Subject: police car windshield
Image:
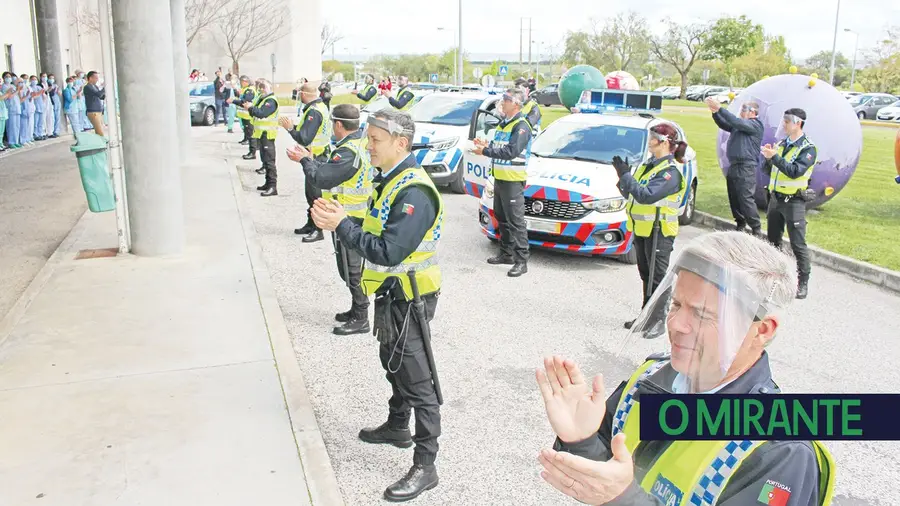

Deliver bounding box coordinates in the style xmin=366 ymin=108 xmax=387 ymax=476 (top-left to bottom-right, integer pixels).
xmin=362 ymin=96 xmax=391 ymax=112
xmin=409 ymin=96 xmax=483 ymax=126
xmin=531 ymin=123 xmax=647 ymax=165
xmin=189 ymin=83 xmax=214 ymax=96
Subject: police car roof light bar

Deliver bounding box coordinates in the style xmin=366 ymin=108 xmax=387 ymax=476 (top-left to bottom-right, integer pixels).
xmin=575 ymin=89 xmax=664 ymax=117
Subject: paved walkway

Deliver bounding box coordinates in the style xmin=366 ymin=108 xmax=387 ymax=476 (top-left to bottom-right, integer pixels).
xmin=0 ymin=130 xmax=340 ymax=505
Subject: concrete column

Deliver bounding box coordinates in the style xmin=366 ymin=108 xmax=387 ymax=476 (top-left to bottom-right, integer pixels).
xmin=111 ymin=0 xmax=185 ymax=256
xmin=34 ymin=0 xmax=63 ymax=97
xmin=170 ymin=0 xmax=191 ymax=160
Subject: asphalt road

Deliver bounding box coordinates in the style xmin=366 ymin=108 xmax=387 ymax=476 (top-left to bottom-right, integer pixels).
xmin=0 ymin=139 xmax=86 ymax=321
xmin=225 ymin=128 xmax=900 ymax=506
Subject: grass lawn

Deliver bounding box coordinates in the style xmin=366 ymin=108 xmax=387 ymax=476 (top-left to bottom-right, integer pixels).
xmin=277 ymin=94 xmax=900 ymax=270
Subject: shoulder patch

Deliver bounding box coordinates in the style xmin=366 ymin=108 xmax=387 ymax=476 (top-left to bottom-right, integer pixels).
xmin=663 ymin=172 xmax=672 ymax=180
xmin=332 ymin=152 xmax=342 ymax=162
xmin=758 ymin=480 xmax=791 ymax=506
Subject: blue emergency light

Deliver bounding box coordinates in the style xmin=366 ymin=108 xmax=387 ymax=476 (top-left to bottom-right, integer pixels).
xmin=575 ymin=89 xmax=664 ymax=116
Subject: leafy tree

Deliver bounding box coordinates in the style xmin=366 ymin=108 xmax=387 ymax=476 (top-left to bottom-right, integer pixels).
xmin=858 ymin=25 xmax=900 ymax=94
xmin=801 ymin=50 xmax=851 ymax=87
xmin=596 ymin=11 xmax=651 ymax=73
xmin=703 ymin=15 xmax=764 ymax=86
xmin=561 ymin=31 xmax=599 ymax=67
xmin=650 ymin=19 xmax=712 ymax=99
xmin=731 ymin=35 xmax=793 ymax=86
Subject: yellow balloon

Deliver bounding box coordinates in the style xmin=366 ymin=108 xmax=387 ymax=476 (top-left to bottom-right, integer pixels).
xmin=825 ymin=187 xmax=835 ymax=196
xmin=728 ymin=92 xmax=735 ymax=100
xmin=789 ymin=65 xmax=798 ymax=74
xmin=811 ymin=72 xmax=819 ymax=79
xmin=762 ymin=75 xmax=770 ymax=79
xmin=808 ymin=79 xmax=817 ymax=87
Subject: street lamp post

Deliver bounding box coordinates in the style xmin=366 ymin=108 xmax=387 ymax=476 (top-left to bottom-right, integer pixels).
xmin=457 ymin=0 xmax=462 ymax=86
xmin=828 ymin=0 xmax=841 ymax=85
xmin=844 ymin=28 xmax=859 ymax=90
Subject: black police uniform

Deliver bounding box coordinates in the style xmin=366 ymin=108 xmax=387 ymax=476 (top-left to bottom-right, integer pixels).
xmin=616 ymin=155 xmax=683 ymax=310
xmin=553 ymin=352 xmax=825 ymax=506
xmin=483 ymin=112 xmax=533 ymax=273
xmin=763 ymin=135 xmax=818 ymax=293
xmin=523 ymin=97 xmax=542 ymax=131
xmin=335 ymin=153 xmax=442 ymax=472
xmin=712 ymin=108 xmax=764 ymax=233
xmin=301 ymin=129 xmax=370 ymax=332
xmin=234 ymin=87 xmax=258 ymax=150
xmin=289 ymin=98 xmax=327 ymax=237
xmin=246 ymin=94 xmax=279 ymax=194
xmin=388 ymin=87 xmax=415 ymax=110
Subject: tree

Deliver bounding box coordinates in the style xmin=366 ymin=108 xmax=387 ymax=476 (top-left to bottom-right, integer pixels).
xmin=185 ymin=0 xmax=222 ymax=47
xmin=215 ymin=0 xmax=290 ymax=75
xmin=595 ymin=11 xmax=651 ymax=73
xmin=703 ymin=15 xmax=764 ymax=86
xmin=801 ymin=50 xmax=851 ymax=87
xmin=650 ymin=19 xmax=712 ymax=99
xmin=561 ymin=30 xmax=598 ymax=67
xmin=731 ymin=35 xmax=793 ymax=86
xmin=321 ymin=23 xmax=343 ymax=56
xmin=858 ymin=25 xmax=900 ymax=94
xmin=70 ymin=4 xmax=100 ymax=35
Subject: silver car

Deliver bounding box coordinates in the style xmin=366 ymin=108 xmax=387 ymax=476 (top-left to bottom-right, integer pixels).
xmin=849 ymin=93 xmax=898 ymax=120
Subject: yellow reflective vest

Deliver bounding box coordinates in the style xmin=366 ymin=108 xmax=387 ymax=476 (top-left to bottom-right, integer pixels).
xmin=250 ymin=94 xmax=279 ymax=140
xmin=489 ymin=116 xmax=532 ymax=182
xmin=393 ymin=86 xmax=415 ymax=111
xmin=236 ymin=86 xmax=256 ymax=120
xmin=297 ymin=101 xmax=332 ymax=156
xmin=768 ymin=137 xmax=817 ymax=195
xmin=321 ymin=135 xmax=374 ymax=219
xmin=360 ymin=166 xmax=443 ymax=300
xmin=522 ymin=99 xmax=540 ymax=128
xmin=358 ymin=84 xmax=377 ymax=104
xmin=610 ymin=359 xmax=836 ymax=506
xmin=626 ymin=158 xmax=687 ymax=238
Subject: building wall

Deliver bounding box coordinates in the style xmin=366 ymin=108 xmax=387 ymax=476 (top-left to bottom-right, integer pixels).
xmin=2 ymin=0 xmax=40 ymax=75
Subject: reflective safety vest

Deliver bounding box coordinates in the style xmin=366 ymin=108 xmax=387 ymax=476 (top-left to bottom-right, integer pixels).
xmin=768 ymin=137 xmax=817 ymax=195
xmin=626 ymin=159 xmax=686 ymax=238
xmin=297 ymin=101 xmax=332 ymax=156
xmin=250 ymin=94 xmax=279 ymax=139
xmin=360 ymin=167 xmax=443 ymax=300
xmin=236 ymin=87 xmax=256 ymax=120
xmin=358 ymin=84 xmax=377 ymax=104
xmin=522 ymin=99 xmax=540 ymax=128
xmin=490 ymin=116 xmax=532 ymax=182
xmin=394 ymin=86 xmax=415 ymax=111
xmin=611 ymin=359 xmax=837 ymax=506
xmin=321 ymin=135 xmax=374 ymax=219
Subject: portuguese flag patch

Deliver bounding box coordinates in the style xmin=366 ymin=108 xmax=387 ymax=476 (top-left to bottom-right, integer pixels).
xmin=757 ymin=480 xmax=791 ymax=506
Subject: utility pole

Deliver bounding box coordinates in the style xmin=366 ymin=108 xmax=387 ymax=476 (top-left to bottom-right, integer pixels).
xmin=519 ymin=18 xmax=523 ymax=72
xmin=528 ymin=18 xmax=532 ymax=74
xmin=828 ymin=0 xmax=841 ymax=85
xmin=457 ymin=0 xmax=462 ymax=86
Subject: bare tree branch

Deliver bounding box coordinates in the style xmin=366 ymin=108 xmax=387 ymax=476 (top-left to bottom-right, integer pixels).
xmin=321 ymin=23 xmax=344 ymax=56
xmin=650 ymin=19 xmax=711 ymax=98
xmin=185 ymin=0 xmax=223 ymax=46
xmin=69 ymin=4 xmax=100 ymax=35
xmin=215 ymin=0 xmax=290 ymax=75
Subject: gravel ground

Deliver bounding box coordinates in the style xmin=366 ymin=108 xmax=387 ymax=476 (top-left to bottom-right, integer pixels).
xmin=218 ymin=126 xmax=899 ymax=506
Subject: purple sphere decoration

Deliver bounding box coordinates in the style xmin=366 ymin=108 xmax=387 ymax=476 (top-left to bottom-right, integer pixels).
xmin=716 ymin=74 xmax=862 ymax=209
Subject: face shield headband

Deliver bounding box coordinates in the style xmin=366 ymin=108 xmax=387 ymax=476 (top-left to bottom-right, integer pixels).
xmin=368 ymin=116 xmax=414 ymax=137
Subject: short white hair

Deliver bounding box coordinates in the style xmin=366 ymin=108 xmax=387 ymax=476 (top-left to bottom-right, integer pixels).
xmin=256 ymin=79 xmax=273 ymax=94
xmin=679 ymin=231 xmax=798 ymax=313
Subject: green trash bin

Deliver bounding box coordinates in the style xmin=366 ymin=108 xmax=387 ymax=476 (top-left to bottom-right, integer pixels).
xmin=70 ymin=132 xmax=115 ymax=213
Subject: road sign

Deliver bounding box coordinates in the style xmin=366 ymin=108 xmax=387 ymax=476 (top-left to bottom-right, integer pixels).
xmin=498 ymin=65 xmax=508 ymax=76
xmin=481 ymin=75 xmax=496 ymax=88
xmin=702 ymin=69 xmax=710 ymax=83
xmin=473 ymin=67 xmax=484 ymax=79
xmin=430 ymin=73 xmax=439 ymax=83
xmin=270 ymin=53 xmax=277 ymax=67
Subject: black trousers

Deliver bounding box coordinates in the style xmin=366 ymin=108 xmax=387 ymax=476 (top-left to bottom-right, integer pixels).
xmin=767 ymin=193 xmax=810 ymax=281
xmin=379 ymin=294 xmax=441 ymax=465
xmin=633 ymin=232 xmax=675 ymax=308
xmin=726 ymin=163 xmax=761 ymax=230
xmin=304 ymin=171 xmax=323 ymax=229
xmin=332 ymin=233 xmax=369 ymax=317
xmin=242 ymin=119 xmax=256 ymax=153
xmin=493 ymin=179 xmax=529 ymax=262
xmin=258 ymin=134 xmax=276 ymax=186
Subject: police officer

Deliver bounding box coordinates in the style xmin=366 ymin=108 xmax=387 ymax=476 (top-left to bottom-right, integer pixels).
xmin=385 ymin=75 xmax=416 ymax=111
xmin=287 ymin=104 xmax=373 ymax=335
xmin=536 ymin=231 xmax=835 ymax=506
xmin=614 ymin=123 xmax=687 ymax=331
xmin=471 ymin=86 xmax=533 ymax=277
xmin=352 ymin=74 xmax=378 ymax=105
xmin=234 ymin=76 xmax=258 ymax=149
xmin=514 ymin=77 xmax=542 ymax=131
xmin=240 ymin=79 xmax=279 ymax=196
xmin=706 ymin=97 xmax=764 ymax=235
xmin=762 ymin=108 xmax=817 ymax=300
xmin=311 ymin=109 xmax=443 ymax=503
xmin=280 ymin=82 xmax=332 ymax=242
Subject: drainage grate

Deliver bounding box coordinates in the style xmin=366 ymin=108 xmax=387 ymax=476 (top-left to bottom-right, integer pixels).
xmin=74 ymin=248 xmax=118 ymax=260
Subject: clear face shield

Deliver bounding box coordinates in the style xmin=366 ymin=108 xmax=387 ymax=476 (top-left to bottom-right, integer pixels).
xmin=776 ymin=113 xmax=802 ymax=138
xmin=618 ymin=249 xmax=776 ymax=393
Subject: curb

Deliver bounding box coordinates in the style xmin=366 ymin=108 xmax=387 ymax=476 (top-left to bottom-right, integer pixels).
xmin=0 ymin=209 xmax=90 ymax=348
xmin=0 ymin=134 xmax=74 ymax=159
xmin=693 ymin=211 xmax=900 ymax=294
xmin=224 ymin=146 xmax=345 ymax=506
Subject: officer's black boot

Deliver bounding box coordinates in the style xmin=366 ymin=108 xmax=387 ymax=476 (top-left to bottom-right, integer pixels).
xmin=624 ymin=319 xmax=636 ymax=329
xmin=334 ymin=310 xmax=353 ymax=323
xmin=383 ymin=464 xmax=439 ymax=502
xmin=486 ymin=254 xmax=514 ymax=265
xmin=796 ymin=277 xmax=809 ymax=299
xmin=257 ymin=182 xmax=269 ymax=190
xmin=507 ymin=262 xmax=528 ymax=277
xmin=255 ymin=167 xmax=266 ymax=174
xmin=294 ymin=222 xmax=315 ymax=235
xmin=735 ymin=221 xmax=746 ymax=232
xmin=302 ymin=229 xmax=324 ymax=243
xmin=333 ymin=313 xmax=369 ymax=336
xmin=751 ymin=227 xmax=762 ymax=238
xmin=242 ymin=151 xmax=256 ymax=160
xmin=260 ymin=185 xmax=277 ymax=197
xmin=359 ymin=422 xmax=413 ymax=448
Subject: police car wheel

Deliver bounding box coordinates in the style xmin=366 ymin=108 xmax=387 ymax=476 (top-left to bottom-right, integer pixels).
xmin=678 ymin=181 xmax=697 ymax=226
xmin=449 ymin=167 xmax=466 ymax=194
xmin=617 ymin=247 xmax=638 ymax=264
xmin=204 ymin=107 xmax=215 ymax=126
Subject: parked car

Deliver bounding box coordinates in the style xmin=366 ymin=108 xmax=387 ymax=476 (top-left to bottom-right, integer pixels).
xmin=654 ymin=86 xmax=681 ymax=99
xmin=849 ymin=93 xmax=898 ymax=119
xmin=685 ymin=85 xmax=712 ymax=101
xmin=532 ymin=84 xmax=563 ymax=107
xmin=876 ymin=100 xmax=900 ymax=122
xmin=189 ymin=82 xmax=217 ymax=126
xmin=712 ymin=88 xmax=744 ymax=104
xmin=841 ymin=91 xmax=862 ymax=100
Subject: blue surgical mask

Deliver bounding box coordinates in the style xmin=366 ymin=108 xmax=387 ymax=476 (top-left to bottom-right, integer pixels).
xmin=41 ymin=77 xmax=47 ymax=82
xmin=49 ymin=78 xmax=55 ymax=84
xmin=3 ymin=77 xmax=9 ymax=84
xmin=30 ymin=80 xmax=37 ymax=85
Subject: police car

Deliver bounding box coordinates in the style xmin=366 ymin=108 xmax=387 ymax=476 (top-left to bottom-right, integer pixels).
xmin=405 ymin=91 xmax=502 ymax=193
xmin=358 ymin=89 xmax=433 ymax=129
xmin=463 ymin=89 xmax=698 ymax=264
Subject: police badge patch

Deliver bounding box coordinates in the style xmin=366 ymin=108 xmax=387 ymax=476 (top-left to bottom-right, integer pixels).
xmin=649 ymin=474 xmax=684 ymax=506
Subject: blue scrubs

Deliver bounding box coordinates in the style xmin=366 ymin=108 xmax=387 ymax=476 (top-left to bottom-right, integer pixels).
xmin=33 ymin=84 xmax=45 ymax=138
xmin=3 ymin=83 xmax=20 ymax=147
xmin=51 ymin=83 xmax=62 ymax=136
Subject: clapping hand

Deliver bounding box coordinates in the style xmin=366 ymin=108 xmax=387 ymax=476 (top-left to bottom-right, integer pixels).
xmin=535 ymin=356 xmax=607 ymax=444
xmin=286 ymin=144 xmax=311 ymax=163
xmin=611 ymin=156 xmax=631 ymax=177
xmin=311 ymin=198 xmax=346 ymax=231
xmin=761 ymin=144 xmax=777 ymax=159
xmin=538 ymin=434 xmax=635 ymax=504
xmin=705 ymin=97 xmax=720 ymax=112
xmin=278 ymin=116 xmax=294 ymax=131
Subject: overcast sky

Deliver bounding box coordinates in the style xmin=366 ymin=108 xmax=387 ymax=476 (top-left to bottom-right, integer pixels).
xmin=323 ymin=0 xmax=900 ymax=63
